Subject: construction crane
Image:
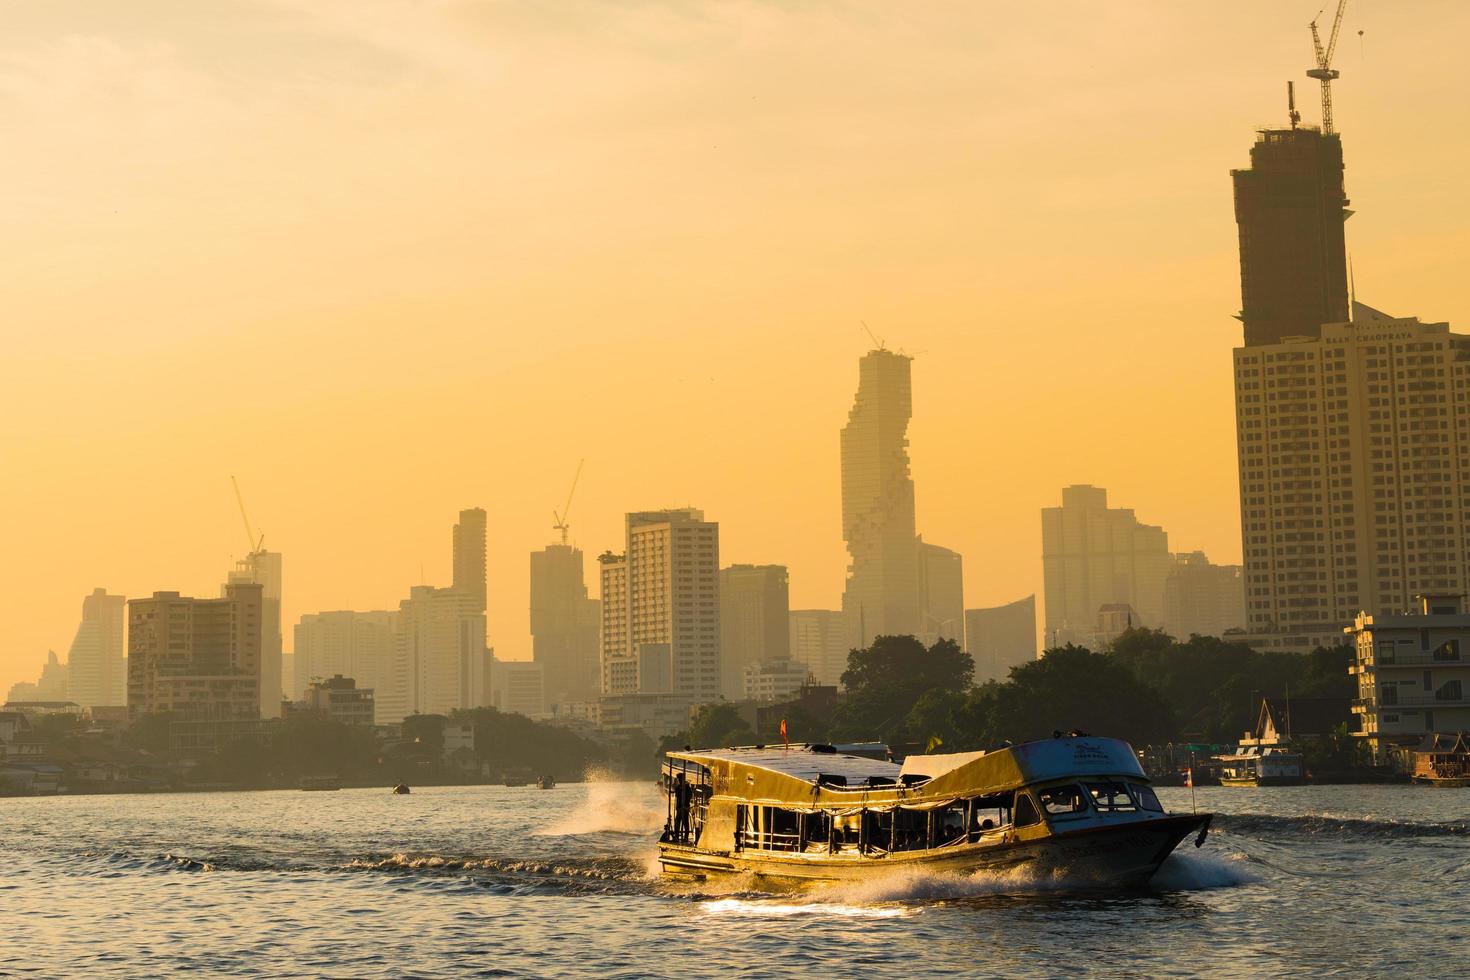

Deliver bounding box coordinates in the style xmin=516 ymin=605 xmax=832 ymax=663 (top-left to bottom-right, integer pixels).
xmin=1308 ymin=0 xmax=1348 ymax=135
xmin=1286 ymin=80 xmax=1301 ymax=130
xmin=230 ymin=475 xmax=265 ymax=555
xmin=551 ymin=459 xmax=585 ymax=546
xmin=861 ymin=320 xmax=886 ymax=351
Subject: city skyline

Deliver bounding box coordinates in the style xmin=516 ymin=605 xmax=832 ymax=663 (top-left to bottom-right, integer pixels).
xmin=5 ymin=4 xmax=1470 ymax=695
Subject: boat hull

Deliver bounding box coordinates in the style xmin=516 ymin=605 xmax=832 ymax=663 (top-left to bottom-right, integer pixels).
xmin=1412 ymin=775 xmax=1470 ymax=788
xmin=659 ymin=814 xmax=1210 ymax=890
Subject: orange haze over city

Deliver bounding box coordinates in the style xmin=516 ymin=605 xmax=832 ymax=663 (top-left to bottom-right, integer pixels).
xmin=2 ymin=1 xmax=1467 ymax=693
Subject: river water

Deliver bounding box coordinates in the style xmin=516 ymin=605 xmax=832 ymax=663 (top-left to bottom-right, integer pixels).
xmin=4 ymin=781 xmax=1468 ymax=977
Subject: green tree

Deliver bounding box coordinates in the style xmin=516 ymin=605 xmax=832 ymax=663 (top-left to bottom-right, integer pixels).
xmin=968 ymin=645 xmax=1177 ymax=747
xmin=686 ymin=702 xmax=754 ymax=749
xmin=832 ymin=635 xmax=973 ymax=741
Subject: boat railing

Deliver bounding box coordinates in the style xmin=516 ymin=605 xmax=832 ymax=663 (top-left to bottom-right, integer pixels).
xmin=735 ymin=828 xmax=802 ymax=852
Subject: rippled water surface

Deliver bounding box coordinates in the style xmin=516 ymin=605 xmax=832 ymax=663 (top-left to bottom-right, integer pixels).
xmin=5 ymin=781 xmax=1469 ymax=977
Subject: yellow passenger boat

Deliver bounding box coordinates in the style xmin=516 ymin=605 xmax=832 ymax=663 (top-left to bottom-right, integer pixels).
xmin=657 ymin=735 xmax=1211 ymax=888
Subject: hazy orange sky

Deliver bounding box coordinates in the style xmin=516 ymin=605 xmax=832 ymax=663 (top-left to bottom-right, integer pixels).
xmin=3 ymin=1 xmax=1468 ymax=692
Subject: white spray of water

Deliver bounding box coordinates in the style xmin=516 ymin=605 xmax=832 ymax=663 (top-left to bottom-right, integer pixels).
xmin=533 ymin=772 xmax=667 ymax=838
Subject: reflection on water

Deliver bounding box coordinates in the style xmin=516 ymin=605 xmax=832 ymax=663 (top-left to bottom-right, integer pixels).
xmin=4 ymin=781 xmax=1468 ymax=977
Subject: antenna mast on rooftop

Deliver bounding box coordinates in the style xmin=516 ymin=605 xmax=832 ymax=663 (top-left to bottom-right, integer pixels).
xmin=1308 ymin=0 xmax=1349 ymax=135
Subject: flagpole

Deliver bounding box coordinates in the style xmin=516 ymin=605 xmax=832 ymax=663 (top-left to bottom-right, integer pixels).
xmin=1190 ymin=750 xmax=1197 ymax=815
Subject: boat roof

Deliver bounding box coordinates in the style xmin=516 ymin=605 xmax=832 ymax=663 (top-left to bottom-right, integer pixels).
xmin=666 ymin=745 xmax=899 ymax=783
xmin=666 ymin=737 xmax=1147 ymax=807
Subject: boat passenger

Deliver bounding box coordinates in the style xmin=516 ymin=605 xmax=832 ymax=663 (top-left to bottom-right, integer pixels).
xmin=673 ymin=773 xmax=693 ymax=842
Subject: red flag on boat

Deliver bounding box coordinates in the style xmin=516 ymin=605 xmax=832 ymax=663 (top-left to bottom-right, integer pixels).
xmin=780 ymin=718 xmax=789 ymax=749
xmin=1183 ymin=767 xmax=1193 ymax=788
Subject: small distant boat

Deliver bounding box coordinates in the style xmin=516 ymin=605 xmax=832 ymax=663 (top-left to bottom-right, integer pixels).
xmin=299 ymin=775 xmax=342 ymax=791
xmin=1411 ymin=733 xmax=1470 ymax=787
xmin=537 ymin=775 xmax=556 ymax=790
xmin=1214 ymin=745 xmax=1304 ymax=787
xmin=392 ymin=783 xmax=411 ymax=795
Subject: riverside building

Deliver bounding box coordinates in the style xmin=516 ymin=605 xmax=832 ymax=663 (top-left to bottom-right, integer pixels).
xmin=1348 ymin=594 xmax=1470 ymax=763
xmin=788 ymin=609 xmax=849 ymax=688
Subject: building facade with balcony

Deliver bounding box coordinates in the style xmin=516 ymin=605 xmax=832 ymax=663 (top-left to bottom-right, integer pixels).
xmin=1349 ymin=594 xmax=1470 ymax=763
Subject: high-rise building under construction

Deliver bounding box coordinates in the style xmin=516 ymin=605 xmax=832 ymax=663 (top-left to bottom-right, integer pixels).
xmin=1231 ymin=127 xmax=1351 ymax=347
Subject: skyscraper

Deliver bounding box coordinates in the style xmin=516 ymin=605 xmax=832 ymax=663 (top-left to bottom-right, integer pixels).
xmin=965 ymin=595 xmax=1037 ymax=684
xmin=597 ymin=508 xmax=720 ymax=705
xmin=225 ymin=551 xmax=282 ymax=719
xmin=789 ymin=609 xmax=849 ymax=687
xmin=841 ymin=348 xmax=921 ymax=648
xmin=1161 ymin=552 xmax=1246 ymax=640
xmin=530 ymin=543 xmax=601 ymax=708
xmin=376 ymin=509 xmax=489 ymax=723
xmin=1233 ymin=307 xmax=1470 ymax=642
xmin=918 ymin=539 xmax=964 ymax=649
xmin=1231 ymin=126 xmax=1350 ymax=347
xmin=64 ymin=588 xmax=126 ymax=709
xmin=127 ymin=582 xmax=263 ymax=720
xmin=718 ymin=564 xmax=790 ymax=699
xmin=453 ymin=507 xmax=488 ymax=619
xmin=1041 ymin=485 xmax=1171 ymax=647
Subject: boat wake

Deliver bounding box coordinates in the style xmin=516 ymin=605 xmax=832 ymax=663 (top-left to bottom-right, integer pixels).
xmin=533 ymin=772 xmax=665 ymax=838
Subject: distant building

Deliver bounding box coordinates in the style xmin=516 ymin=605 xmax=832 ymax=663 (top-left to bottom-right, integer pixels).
xmin=126 ymin=583 xmax=263 ymax=721
xmin=1095 ymin=604 xmax=1141 ymax=649
xmin=1349 ymin=594 xmax=1470 ymax=764
xmin=287 ymin=674 xmax=375 ymax=727
xmin=1234 ymin=308 xmax=1470 ymax=646
xmin=1041 ymin=485 xmax=1171 ymax=648
xmin=597 ymin=509 xmax=720 ymax=706
xmin=34 ymin=651 xmax=69 ymax=703
xmin=1162 ymin=552 xmax=1245 ymax=639
xmin=382 ymin=585 xmax=487 ymax=723
xmin=742 ymin=659 xmax=808 ymax=702
xmin=64 ymin=588 xmax=126 ymax=710
xmin=841 ymin=348 xmax=921 ymax=648
xmin=530 ymin=543 xmax=601 ymax=710
xmin=966 ymin=595 xmax=1037 ymax=684
xmin=293 ymin=610 xmax=398 ymax=699
xmin=719 ymin=564 xmax=790 ymax=700
xmin=596 ymin=692 xmax=694 ymax=740
xmin=789 ymin=609 xmax=849 ymax=687
xmin=377 ymin=509 xmax=489 ymax=724
xmin=280 ymin=652 xmax=296 ymax=701
xmin=490 ymin=657 xmax=545 ymax=718
xmin=918 ymin=539 xmax=964 ymax=649
xmin=225 ymin=550 xmax=283 ymax=719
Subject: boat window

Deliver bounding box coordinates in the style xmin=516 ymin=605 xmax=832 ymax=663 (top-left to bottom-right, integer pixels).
xmin=1085 ymin=782 xmax=1138 ymax=813
xmin=1128 ymin=783 xmax=1164 ymax=812
xmin=934 ymin=803 xmax=968 ymax=846
xmin=1038 ymin=785 xmax=1090 ymax=817
xmin=890 ymin=808 xmax=929 ymax=851
xmin=803 ymin=811 xmax=833 ymax=852
xmin=1013 ymin=793 xmax=1041 ymax=828
xmin=968 ymin=794 xmax=1012 ymax=840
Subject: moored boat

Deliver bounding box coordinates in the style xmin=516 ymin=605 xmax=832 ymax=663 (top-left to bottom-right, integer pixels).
xmin=1214 ymin=745 xmax=1304 ymax=787
xmin=1411 ymin=732 xmax=1470 ymax=787
xmin=657 ymin=735 xmax=1210 ymax=888
xmin=537 ymin=775 xmax=556 ymax=789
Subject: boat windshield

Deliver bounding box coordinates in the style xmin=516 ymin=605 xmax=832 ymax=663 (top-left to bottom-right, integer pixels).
xmin=1037 ymin=784 xmax=1090 ymax=818
xmin=1085 ymin=781 xmax=1138 ymax=813
xmin=1128 ymin=782 xmax=1164 ymax=812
